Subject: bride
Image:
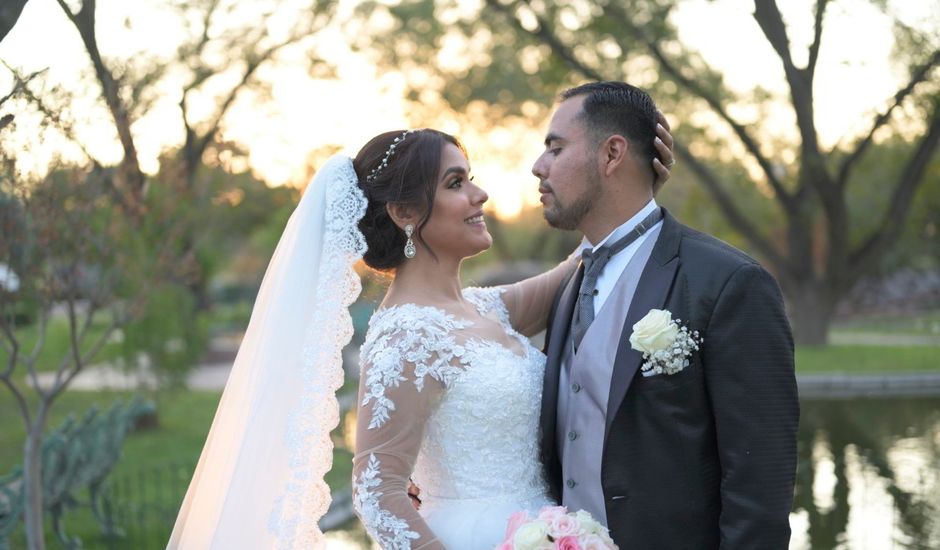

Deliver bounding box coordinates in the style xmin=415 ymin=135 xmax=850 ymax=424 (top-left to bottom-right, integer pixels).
xmin=168 ymin=127 xmax=671 ymax=549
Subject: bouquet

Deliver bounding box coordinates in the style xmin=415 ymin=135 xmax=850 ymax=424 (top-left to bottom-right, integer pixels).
xmin=495 ymin=506 xmax=618 ymax=549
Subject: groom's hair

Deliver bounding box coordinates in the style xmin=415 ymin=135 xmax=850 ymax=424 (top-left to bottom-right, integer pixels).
xmin=561 ymin=81 xmax=658 ymax=183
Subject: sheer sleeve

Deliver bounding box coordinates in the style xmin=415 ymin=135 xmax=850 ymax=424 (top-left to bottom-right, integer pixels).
xmin=500 ymin=252 xmax=579 ymax=337
xmin=352 ymin=308 xmax=470 ymax=549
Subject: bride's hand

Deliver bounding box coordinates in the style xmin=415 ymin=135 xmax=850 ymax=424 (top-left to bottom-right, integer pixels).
xmin=652 ymin=110 xmax=675 ymax=192
xmin=408 ymin=480 xmax=422 ymax=510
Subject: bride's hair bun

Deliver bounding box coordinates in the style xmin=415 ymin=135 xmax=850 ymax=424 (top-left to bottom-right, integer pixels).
xmin=353 ymin=129 xmax=465 ymax=271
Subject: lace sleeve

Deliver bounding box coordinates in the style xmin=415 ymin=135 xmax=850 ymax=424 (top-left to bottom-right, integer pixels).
xmin=352 ymin=308 xmax=470 ymax=549
xmin=500 ymin=253 xmax=579 ymax=337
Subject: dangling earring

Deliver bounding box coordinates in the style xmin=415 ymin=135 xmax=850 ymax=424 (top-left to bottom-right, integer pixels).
xmin=404 ymin=224 xmax=416 ymax=259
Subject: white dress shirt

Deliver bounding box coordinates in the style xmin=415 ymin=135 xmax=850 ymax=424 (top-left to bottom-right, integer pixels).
xmin=578 ymin=199 xmax=662 ymax=313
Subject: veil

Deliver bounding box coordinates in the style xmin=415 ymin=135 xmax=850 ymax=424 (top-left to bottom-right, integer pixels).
xmin=168 ymin=155 xmax=367 ymax=549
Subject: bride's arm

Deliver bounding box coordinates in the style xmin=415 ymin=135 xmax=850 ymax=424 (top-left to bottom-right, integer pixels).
xmin=500 ymin=251 xmax=580 ymax=337
xmin=352 ymin=335 xmax=448 ymax=550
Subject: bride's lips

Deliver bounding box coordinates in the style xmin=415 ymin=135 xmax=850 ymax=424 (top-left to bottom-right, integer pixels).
xmin=464 ymin=211 xmax=485 ymax=226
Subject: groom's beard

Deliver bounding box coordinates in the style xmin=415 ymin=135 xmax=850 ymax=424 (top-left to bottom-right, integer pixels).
xmin=543 ymin=166 xmax=601 ymax=231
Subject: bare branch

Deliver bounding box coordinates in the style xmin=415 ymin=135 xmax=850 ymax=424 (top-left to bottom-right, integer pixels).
xmin=849 ymin=104 xmax=940 ymax=275
xmin=807 ymin=0 xmax=830 ymax=74
xmin=675 ymin=142 xmax=788 ymax=274
xmin=0 ymin=312 xmax=19 ymax=378
xmin=1 ymin=376 xmax=31 ymax=426
xmin=20 ymin=307 xmax=49 ymax=399
xmin=55 ymin=0 xmax=146 ymax=203
xmin=50 ymin=315 xmax=118 ymax=400
xmin=603 ymin=2 xmax=795 ymax=214
xmin=837 ymin=48 xmax=940 ymax=187
xmin=188 ymin=35 xmax=306 ymax=170
xmin=13 ymin=71 xmax=98 ymax=164
xmin=0 ymin=65 xmax=46 ymax=107
xmin=752 ymin=0 xmax=825 ymax=173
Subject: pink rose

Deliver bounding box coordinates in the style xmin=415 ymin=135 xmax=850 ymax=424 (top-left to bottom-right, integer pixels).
xmin=547 ymin=514 xmax=580 ymax=538
xmin=555 ymin=536 xmax=583 ymax=550
xmin=537 ymin=505 xmax=568 ymax=524
xmin=505 ymin=510 xmax=530 ymax=540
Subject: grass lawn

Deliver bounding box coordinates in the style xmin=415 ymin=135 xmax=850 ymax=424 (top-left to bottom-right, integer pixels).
xmin=796 ymin=345 xmax=939 ymax=374
xmin=1 ymin=388 xmax=355 ymax=548
xmin=831 ymin=310 xmax=940 ymax=337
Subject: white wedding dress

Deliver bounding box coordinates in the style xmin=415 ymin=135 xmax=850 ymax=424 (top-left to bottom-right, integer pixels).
xmin=352 ymin=268 xmax=573 ymax=549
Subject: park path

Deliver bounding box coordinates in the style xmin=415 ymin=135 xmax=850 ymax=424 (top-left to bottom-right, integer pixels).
xmin=36 ymin=327 xmax=938 ymax=395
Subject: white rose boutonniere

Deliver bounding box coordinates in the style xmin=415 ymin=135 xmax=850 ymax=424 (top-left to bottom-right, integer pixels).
xmin=630 ymin=309 xmax=702 ymax=377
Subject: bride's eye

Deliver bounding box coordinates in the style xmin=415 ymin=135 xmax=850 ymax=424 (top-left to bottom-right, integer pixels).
xmin=448 ymin=177 xmax=464 ymax=189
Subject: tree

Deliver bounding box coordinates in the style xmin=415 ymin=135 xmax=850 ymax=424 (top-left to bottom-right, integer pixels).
xmin=356 ymin=0 xmax=940 ymax=344
xmin=1 ymin=0 xmax=337 ymax=545
xmin=0 ymin=0 xmax=29 ymax=43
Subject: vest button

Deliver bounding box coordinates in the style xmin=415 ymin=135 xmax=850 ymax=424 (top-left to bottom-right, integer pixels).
xmin=566 ymin=478 xmax=577 ymax=489
xmin=571 ymin=383 xmax=581 ymax=393
xmin=568 ymin=430 xmax=578 ymax=441
xmin=592 ymin=289 xmax=599 ymax=296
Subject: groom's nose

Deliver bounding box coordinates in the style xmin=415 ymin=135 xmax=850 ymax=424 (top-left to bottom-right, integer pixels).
xmin=532 ymin=152 xmax=548 ymax=180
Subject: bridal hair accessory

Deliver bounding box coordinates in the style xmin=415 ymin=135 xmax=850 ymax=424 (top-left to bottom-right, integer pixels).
xmin=169 ymin=155 xmax=367 ymax=548
xmin=498 ymin=506 xmax=618 ymax=549
xmin=404 ymin=224 xmax=416 ymax=258
xmin=366 ymin=129 xmax=416 ymax=184
xmin=629 ymin=309 xmax=702 ymax=377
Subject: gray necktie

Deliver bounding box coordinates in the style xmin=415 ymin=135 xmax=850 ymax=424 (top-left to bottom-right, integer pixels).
xmin=570 ymin=208 xmax=663 ymax=352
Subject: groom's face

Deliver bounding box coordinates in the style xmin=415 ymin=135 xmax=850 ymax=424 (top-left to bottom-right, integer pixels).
xmin=532 ymin=96 xmax=601 ymax=231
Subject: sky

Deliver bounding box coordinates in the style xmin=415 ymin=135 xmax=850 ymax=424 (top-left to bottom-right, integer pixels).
xmin=1 ymin=0 xmax=936 ymax=219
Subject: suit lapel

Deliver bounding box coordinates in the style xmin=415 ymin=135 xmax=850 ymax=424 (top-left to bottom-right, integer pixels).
xmin=605 ymin=209 xmax=683 ymax=435
xmin=540 ymin=262 xmax=583 ymax=460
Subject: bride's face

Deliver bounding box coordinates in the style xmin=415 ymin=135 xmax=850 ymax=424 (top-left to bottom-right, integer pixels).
xmin=418 ymin=143 xmax=492 ymax=260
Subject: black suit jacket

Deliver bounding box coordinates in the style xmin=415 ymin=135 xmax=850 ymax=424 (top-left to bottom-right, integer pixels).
xmin=540 ymin=209 xmax=799 ymax=549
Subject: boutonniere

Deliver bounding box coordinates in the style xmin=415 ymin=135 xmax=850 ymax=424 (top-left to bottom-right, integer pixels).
xmin=629 ymin=309 xmax=703 ymax=377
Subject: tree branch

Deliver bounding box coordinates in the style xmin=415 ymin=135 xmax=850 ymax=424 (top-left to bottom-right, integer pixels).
xmin=675 ymin=142 xmax=788 ymax=274
xmin=837 ymin=48 xmax=940 ymax=187
xmin=849 ymin=104 xmax=940 ymax=275
xmin=0 ymin=313 xmax=19 ymax=378
xmin=55 ymin=0 xmax=146 ymax=204
xmin=603 ymin=2 xmax=795 ymax=214
xmin=807 ymin=0 xmax=830 ymax=75
xmin=1 ymin=376 xmax=31 ymax=426
xmin=0 ymin=0 xmax=30 ymax=43
xmin=485 ymin=0 xmax=605 ymax=82
xmin=13 ymin=71 xmax=98 ymax=164
xmin=752 ymin=0 xmax=825 ymax=175
xmin=51 ymin=316 xmax=118 ymax=400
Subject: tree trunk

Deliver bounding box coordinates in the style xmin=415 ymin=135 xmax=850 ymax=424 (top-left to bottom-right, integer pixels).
xmin=788 ymin=281 xmax=836 ymax=346
xmin=22 ymin=425 xmax=45 ymax=550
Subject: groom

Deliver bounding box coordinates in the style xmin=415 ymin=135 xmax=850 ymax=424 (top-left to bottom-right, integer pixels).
xmin=536 ymin=82 xmax=798 ymax=549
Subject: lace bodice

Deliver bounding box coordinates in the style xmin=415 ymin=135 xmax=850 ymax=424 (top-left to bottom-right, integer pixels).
xmin=352 ymin=258 xmax=576 ymax=549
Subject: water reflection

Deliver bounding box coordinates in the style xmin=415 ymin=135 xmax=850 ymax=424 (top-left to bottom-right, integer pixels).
xmin=327 ymin=397 xmax=940 ymax=549
xmin=791 ymin=397 xmax=940 ymax=549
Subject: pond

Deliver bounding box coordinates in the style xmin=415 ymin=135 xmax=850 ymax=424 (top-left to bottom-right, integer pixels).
xmin=325 ymin=396 xmax=940 ymax=550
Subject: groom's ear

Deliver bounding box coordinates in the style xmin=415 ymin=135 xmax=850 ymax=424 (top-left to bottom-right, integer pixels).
xmin=386 ymin=202 xmax=418 ymax=229
xmin=600 ymin=135 xmax=629 ymax=177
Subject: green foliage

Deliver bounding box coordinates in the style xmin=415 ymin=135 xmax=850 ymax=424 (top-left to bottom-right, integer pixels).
xmin=119 ymin=285 xmax=209 ymax=387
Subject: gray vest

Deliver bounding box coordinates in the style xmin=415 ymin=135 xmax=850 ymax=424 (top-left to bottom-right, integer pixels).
xmin=555 ymin=226 xmax=660 ymax=524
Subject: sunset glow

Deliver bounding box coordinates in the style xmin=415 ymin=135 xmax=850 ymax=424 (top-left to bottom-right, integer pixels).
xmin=1 ymin=0 xmax=931 ymax=220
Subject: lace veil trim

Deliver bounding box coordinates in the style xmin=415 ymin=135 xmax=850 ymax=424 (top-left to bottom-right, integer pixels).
xmin=271 ymin=156 xmax=367 ymax=547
